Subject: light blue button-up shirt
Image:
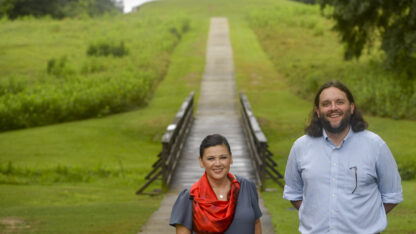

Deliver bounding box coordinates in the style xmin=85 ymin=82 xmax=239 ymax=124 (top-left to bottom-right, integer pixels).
xmin=283 ymin=129 xmax=403 ymax=234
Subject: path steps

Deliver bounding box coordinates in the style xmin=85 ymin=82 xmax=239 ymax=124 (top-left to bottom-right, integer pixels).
xmin=138 ymin=18 xmax=275 ymax=234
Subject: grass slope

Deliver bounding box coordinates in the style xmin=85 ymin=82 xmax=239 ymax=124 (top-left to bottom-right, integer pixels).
xmin=0 ymin=0 xmax=415 ymax=233
xmin=230 ymin=1 xmax=416 ymax=232
xmin=0 ymin=3 xmax=207 ymax=232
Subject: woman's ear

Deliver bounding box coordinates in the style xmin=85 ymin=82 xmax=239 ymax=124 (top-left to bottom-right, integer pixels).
xmin=199 ymin=156 xmax=204 ymax=168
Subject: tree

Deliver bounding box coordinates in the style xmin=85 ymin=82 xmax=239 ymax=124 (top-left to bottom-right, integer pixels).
xmin=0 ymin=0 xmax=122 ymax=19
xmin=319 ymin=0 xmax=416 ymax=76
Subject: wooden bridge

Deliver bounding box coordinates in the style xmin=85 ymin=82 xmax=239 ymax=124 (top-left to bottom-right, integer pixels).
xmin=138 ymin=18 xmax=282 ymax=234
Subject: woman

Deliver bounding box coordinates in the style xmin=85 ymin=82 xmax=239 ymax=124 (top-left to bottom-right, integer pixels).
xmin=169 ymin=134 xmax=262 ymax=234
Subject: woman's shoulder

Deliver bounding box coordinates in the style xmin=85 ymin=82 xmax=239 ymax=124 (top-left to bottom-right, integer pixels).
xmin=235 ymin=176 xmax=257 ymax=189
xmin=170 ymin=189 xmax=193 ymax=229
xmin=176 ymin=188 xmax=191 ymax=200
xmin=172 ymin=188 xmax=192 ymax=207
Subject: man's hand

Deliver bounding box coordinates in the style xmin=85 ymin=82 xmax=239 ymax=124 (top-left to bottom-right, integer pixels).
xmin=290 ymin=200 xmax=302 ymax=210
xmin=384 ymin=203 xmax=398 ymax=214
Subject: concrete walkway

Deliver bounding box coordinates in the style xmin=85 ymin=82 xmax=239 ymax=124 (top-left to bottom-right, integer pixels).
xmin=138 ymin=18 xmax=275 ymax=234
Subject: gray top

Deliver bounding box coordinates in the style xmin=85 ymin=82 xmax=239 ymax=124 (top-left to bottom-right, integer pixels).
xmin=169 ymin=176 xmax=262 ymax=234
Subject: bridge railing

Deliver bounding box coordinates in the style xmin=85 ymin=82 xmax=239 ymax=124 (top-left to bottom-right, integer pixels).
xmin=240 ymin=92 xmax=284 ymax=190
xmin=136 ymin=91 xmax=194 ymax=195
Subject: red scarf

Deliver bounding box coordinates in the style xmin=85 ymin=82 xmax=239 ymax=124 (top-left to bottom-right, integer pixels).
xmin=190 ymin=172 xmax=240 ymax=234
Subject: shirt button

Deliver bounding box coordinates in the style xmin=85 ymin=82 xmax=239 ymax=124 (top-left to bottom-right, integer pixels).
xmin=332 ymin=178 xmax=336 ymax=182
xmin=333 ymin=163 xmax=337 ymax=166
xmin=332 ymin=194 xmax=336 ymax=197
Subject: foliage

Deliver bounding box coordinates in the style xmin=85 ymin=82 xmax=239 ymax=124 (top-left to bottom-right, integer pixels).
xmin=0 ymin=73 xmax=151 ymax=130
xmin=318 ymin=0 xmax=416 ymax=76
xmin=0 ymin=5 xmax=205 ymax=230
xmin=169 ymin=19 xmax=191 ymax=40
xmin=231 ymin=2 xmax=416 ymax=231
xmin=47 ymin=56 xmax=75 ymax=77
xmin=398 ymin=160 xmax=416 ymax=181
xmin=0 ymin=0 xmax=122 ymax=19
xmin=0 ymin=76 xmax=27 ymax=95
xmin=247 ymin=2 xmax=416 ymax=120
xmin=0 ymin=161 xmax=141 ymax=184
xmin=291 ymin=0 xmax=316 ymax=4
xmin=87 ymin=41 xmax=129 ymax=57
xmin=0 ymin=15 xmax=191 ymax=131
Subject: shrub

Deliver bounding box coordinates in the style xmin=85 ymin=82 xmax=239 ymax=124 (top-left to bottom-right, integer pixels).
xmin=0 ymin=76 xmax=27 ymax=95
xmin=398 ymin=160 xmax=416 ymax=181
xmin=247 ymin=4 xmax=416 ymax=120
xmin=0 ymin=73 xmax=151 ymax=131
xmin=0 ymin=162 xmax=139 ymax=184
xmin=87 ymin=41 xmax=129 ymax=57
xmin=0 ymin=15 xmax=191 ymax=131
xmin=80 ymin=58 xmax=107 ymax=74
xmin=47 ymin=56 xmax=75 ymax=77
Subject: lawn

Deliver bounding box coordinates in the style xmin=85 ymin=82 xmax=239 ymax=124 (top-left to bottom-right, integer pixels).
xmin=0 ymin=0 xmax=415 ymax=233
xmin=230 ymin=1 xmax=416 ymax=232
xmin=0 ymin=1 xmax=207 ymax=232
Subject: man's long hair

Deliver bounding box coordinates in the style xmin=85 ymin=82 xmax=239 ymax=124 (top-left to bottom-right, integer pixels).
xmin=305 ymin=80 xmax=368 ymax=137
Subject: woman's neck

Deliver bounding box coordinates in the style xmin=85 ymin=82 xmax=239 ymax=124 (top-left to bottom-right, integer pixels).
xmin=207 ymin=175 xmax=231 ymax=189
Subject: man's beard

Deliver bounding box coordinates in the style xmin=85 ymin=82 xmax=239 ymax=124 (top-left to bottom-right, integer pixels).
xmin=319 ymin=110 xmax=352 ymax=134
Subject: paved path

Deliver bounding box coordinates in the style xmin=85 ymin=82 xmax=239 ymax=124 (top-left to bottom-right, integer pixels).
xmin=139 ymin=18 xmax=275 ymax=234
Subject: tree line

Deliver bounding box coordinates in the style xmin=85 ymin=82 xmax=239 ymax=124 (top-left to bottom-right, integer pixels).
xmin=319 ymin=0 xmax=416 ymax=78
xmin=292 ymin=0 xmax=415 ymax=78
xmin=0 ymin=0 xmax=123 ymax=19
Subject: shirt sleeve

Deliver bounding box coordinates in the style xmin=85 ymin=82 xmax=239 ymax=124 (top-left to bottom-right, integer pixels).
xmin=283 ymin=141 xmax=304 ymax=201
xmin=248 ymin=180 xmax=263 ymax=220
xmin=169 ymin=189 xmax=193 ymax=230
xmin=376 ymin=141 xmax=403 ymax=204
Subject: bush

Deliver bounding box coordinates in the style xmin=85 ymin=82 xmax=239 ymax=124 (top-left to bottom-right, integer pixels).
xmin=0 ymin=161 xmax=136 ymax=184
xmin=247 ymin=3 xmax=416 ymax=120
xmin=87 ymin=41 xmax=129 ymax=57
xmin=0 ymin=76 xmax=27 ymax=95
xmin=0 ymin=15 xmax=190 ymax=131
xmin=398 ymin=160 xmax=416 ymax=181
xmin=169 ymin=19 xmax=191 ymax=40
xmin=47 ymin=56 xmax=75 ymax=77
xmin=0 ymin=73 xmax=150 ymax=131
xmin=0 ymin=0 xmax=122 ymax=20
xmin=80 ymin=58 xmax=107 ymax=74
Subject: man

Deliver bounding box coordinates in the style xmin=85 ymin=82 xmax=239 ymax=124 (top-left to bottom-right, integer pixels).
xmin=283 ymin=80 xmax=403 ymax=233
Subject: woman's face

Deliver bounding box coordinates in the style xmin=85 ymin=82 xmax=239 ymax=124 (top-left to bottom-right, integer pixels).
xmin=199 ymin=144 xmax=233 ymax=182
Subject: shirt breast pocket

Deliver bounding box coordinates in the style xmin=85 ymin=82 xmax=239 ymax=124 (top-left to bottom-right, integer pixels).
xmin=346 ymin=163 xmax=377 ymax=195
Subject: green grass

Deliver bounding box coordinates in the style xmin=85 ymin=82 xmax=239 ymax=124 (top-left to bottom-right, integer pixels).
xmin=1 ymin=0 xmax=415 ymax=233
xmin=0 ymin=184 xmax=161 ymax=233
xmin=260 ymin=180 xmax=416 ymax=233
xmin=0 ymin=12 xmax=190 ymax=131
xmin=0 ymin=2 xmax=207 ymax=232
xmin=247 ymin=1 xmax=416 ymax=120
xmin=229 ymin=1 xmax=416 ymax=232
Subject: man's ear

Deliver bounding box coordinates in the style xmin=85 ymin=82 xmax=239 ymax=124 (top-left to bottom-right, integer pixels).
xmin=350 ymin=103 xmax=355 ymax=115
xmin=315 ymin=106 xmax=320 ymax=118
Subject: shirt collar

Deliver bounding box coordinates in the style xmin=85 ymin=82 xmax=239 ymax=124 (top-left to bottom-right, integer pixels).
xmin=323 ymin=127 xmax=353 ymax=149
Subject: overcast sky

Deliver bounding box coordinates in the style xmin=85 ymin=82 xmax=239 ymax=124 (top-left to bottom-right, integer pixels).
xmin=122 ymin=0 xmax=154 ymax=13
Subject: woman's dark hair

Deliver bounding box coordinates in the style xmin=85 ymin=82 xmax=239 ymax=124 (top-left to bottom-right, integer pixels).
xmin=305 ymin=80 xmax=368 ymax=137
xmin=199 ymin=134 xmax=231 ymax=158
